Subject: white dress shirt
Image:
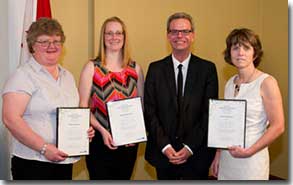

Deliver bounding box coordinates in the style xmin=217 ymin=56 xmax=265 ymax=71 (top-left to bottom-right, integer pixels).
xmin=172 ymin=54 xmax=190 ymax=95
xmin=162 ymin=54 xmax=193 ymax=155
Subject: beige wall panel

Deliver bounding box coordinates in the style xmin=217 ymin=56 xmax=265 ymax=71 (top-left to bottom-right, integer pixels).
xmin=51 ymin=0 xmax=90 ymax=180
xmin=51 ymin=0 xmax=90 ymax=84
xmin=94 ymin=0 xmax=262 ymax=98
xmin=261 ymin=0 xmax=288 ymax=179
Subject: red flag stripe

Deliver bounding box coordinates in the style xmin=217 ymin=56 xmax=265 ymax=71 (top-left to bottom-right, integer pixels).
xmin=36 ymin=0 xmax=52 ymax=19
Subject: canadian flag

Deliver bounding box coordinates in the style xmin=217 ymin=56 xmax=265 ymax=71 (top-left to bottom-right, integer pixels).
xmin=8 ymin=0 xmax=52 ymax=68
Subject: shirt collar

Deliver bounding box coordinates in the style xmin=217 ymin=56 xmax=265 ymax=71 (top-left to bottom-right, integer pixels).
xmin=172 ymin=53 xmax=191 ymax=70
xmin=28 ymin=56 xmax=66 ymax=75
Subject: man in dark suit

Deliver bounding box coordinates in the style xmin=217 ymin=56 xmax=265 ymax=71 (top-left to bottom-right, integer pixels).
xmin=144 ymin=12 xmax=218 ymax=180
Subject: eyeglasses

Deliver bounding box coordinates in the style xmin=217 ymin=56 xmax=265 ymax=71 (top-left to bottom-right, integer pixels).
xmin=35 ymin=40 xmax=63 ymax=48
xmin=104 ymin=31 xmax=124 ymax=37
xmin=168 ymin=29 xmax=193 ymax=36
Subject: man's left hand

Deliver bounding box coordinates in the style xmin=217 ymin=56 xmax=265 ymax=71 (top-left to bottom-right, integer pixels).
xmin=169 ymin=147 xmax=192 ymax=165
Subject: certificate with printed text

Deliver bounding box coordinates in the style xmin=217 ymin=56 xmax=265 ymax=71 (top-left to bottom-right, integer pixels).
xmin=106 ymin=97 xmax=147 ymax=146
xmin=57 ymin=107 xmax=90 ymax=156
xmin=208 ymin=99 xmax=247 ymax=149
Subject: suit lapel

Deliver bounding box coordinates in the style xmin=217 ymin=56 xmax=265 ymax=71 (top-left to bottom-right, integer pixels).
xmin=164 ymin=56 xmax=177 ymax=108
xmin=163 ymin=55 xmax=199 ymax=111
xmin=183 ymin=55 xmax=198 ymax=110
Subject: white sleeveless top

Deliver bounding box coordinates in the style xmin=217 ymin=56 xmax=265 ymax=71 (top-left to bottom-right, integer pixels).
xmin=218 ymin=73 xmax=270 ymax=180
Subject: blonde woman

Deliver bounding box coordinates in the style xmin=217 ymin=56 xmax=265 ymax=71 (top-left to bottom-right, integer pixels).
xmin=79 ymin=16 xmax=144 ymax=180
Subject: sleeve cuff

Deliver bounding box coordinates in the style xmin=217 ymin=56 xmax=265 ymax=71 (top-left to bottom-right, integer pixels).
xmin=183 ymin=144 xmax=193 ymax=155
xmin=161 ymin=144 xmax=171 ymax=154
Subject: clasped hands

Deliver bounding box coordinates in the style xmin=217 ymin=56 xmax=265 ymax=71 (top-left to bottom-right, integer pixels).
xmin=164 ymin=146 xmax=192 ymax=165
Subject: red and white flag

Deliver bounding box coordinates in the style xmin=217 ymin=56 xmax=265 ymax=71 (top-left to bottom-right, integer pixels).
xmin=36 ymin=0 xmax=52 ymax=19
xmin=8 ymin=0 xmax=52 ymax=68
xmin=19 ymin=0 xmax=37 ymax=65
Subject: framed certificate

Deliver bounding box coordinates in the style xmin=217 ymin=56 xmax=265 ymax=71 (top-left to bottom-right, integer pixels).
xmin=106 ymin=97 xmax=147 ymax=146
xmin=56 ymin=107 xmax=90 ymax=156
xmin=208 ymin=99 xmax=247 ymax=149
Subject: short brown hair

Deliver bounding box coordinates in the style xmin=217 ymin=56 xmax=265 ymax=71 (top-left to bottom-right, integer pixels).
xmin=224 ymin=28 xmax=263 ymax=67
xmin=26 ymin=18 xmax=65 ymax=53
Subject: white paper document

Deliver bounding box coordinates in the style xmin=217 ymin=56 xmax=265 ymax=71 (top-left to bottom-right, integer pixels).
xmin=57 ymin=108 xmax=90 ymax=156
xmin=106 ymin=97 xmax=147 ymax=146
xmin=208 ymin=99 xmax=247 ymax=148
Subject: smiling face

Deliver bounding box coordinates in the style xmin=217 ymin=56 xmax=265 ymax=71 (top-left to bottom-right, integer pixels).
xmin=167 ymin=18 xmax=194 ymax=53
xmin=104 ymin=21 xmax=124 ymax=53
xmin=32 ymin=34 xmax=63 ymax=66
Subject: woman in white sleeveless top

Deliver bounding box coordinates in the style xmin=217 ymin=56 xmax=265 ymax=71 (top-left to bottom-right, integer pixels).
xmin=210 ymin=28 xmax=284 ymax=180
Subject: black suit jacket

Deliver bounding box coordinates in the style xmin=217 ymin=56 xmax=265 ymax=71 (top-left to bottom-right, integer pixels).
xmin=144 ymin=54 xmax=218 ymax=170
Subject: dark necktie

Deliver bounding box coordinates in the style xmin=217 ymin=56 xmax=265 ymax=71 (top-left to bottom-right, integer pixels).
xmin=175 ymin=64 xmax=183 ymax=149
xmin=177 ymin=64 xmax=183 ymax=107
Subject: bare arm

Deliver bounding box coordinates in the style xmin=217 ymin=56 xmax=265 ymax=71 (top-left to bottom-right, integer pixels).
xmin=210 ymin=149 xmax=221 ymax=177
xmin=2 ymin=93 xmax=45 ymax=152
xmin=2 ymin=93 xmax=67 ymax=161
xmin=249 ymin=76 xmax=284 ymax=153
xmin=135 ymin=63 xmax=144 ymax=100
xmin=229 ymin=76 xmax=285 ymax=157
xmin=78 ymin=61 xmax=117 ymax=149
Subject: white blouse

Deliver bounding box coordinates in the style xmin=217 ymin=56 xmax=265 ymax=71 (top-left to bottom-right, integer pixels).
xmin=2 ymin=57 xmax=80 ymax=164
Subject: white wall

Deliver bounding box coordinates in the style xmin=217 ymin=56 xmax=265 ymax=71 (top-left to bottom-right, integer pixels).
xmin=0 ymin=0 xmax=11 ymax=180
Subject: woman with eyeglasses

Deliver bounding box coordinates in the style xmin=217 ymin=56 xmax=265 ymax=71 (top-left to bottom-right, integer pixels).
xmin=78 ymin=16 xmax=144 ymax=179
xmin=2 ymin=18 xmax=95 ymax=180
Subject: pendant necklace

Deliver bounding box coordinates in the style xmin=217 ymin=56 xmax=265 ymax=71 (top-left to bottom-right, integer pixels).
xmin=234 ymin=68 xmax=256 ymax=96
